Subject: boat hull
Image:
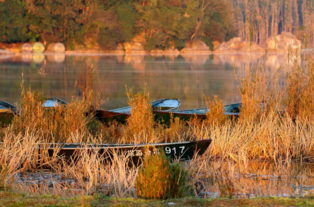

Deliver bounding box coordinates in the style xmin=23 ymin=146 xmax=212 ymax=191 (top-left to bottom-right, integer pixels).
xmin=154 ymin=111 xmax=239 ymax=125
xmin=95 ymin=98 xmax=181 ymax=124
xmin=0 ymin=101 xmax=18 ymax=126
xmin=155 ymin=103 xmax=242 ymax=124
xmin=0 ymin=112 xmax=14 ymax=127
xmin=95 ymin=110 xmax=130 ymax=124
xmin=45 ymin=139 xmax=211 ymax=163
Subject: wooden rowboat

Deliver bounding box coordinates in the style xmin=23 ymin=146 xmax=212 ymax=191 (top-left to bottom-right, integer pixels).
xmin=154 ymin=103 xmax=242 ymax=124
xmin=42 ymin=98 xmax=67 ymax=108
xmin=95 ymin=99 xmax=181 ymax=123
xmin=0 ymin=100 xmax=18 ymax=126
xmin=45 ymin=139 xmax=211 ymax=162
xmin=0 ymin=100 xmax=18 ymax=114
xmin=0 ymin=98 xmax=67 ymax=125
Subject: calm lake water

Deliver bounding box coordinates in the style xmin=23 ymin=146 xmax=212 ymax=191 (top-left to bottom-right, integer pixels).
xmin=0 ymin=52 xmax=299 ymax=110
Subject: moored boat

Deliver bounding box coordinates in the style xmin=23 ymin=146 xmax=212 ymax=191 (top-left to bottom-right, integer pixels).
xmin=154 ymin=103 xmax=242 ymax=123
xmin=42 ymin=98 xmax=67 ymax=108
xmin=45 ymin=139 xmax=211 ymax=162
xmin=0 ymin=100 xmax=18 ymax=126
xmin=95 ymin=99 xmax=181 ymax=123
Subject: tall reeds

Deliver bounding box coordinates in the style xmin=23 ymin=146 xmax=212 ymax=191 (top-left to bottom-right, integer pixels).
xmin=284 ymin=53 xmax=314 ymax=122
xmin=125 ymin=86 xmax=154 ymax=143
xmin=205 ymin=95 xmax=227 ymax=126
xmin=10 ymin=88 xmax=91 ymax=143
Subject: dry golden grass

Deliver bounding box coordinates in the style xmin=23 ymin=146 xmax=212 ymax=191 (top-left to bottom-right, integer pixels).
xmin=284 ymin=53 xmax=314 ymax=122
xmin=10 ymin=88 xmax=92 ymax=143
xmin=125 ymin=86 xmax=154 ymax=143
xmin=205 ymin=95 xmax=227 ymax=126
xmin=236 ymin=65 xmax=283 ymax=124
xmin=163 ymin=115 xmax=187 ymax=143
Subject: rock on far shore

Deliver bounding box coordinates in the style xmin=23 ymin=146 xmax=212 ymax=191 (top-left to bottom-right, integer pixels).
xmin=0 ymin=49 xmax=15 ymax=60
xmin=110 ymin=44 xmax=124 ymax=54
xmin=212 ymin=41 xmax=221 ymax=51
xmin=123 ymin=33 xmax=146 ymax=54
xmin=0 ymin=49 xmax=14 ymax=54
xmin=215 ymin=37 xmax=265 ymax=53
xmin=266 ymin=32 xmax=301 ymax=53
xmin=180 ymin=40 xmax=211 ymax=53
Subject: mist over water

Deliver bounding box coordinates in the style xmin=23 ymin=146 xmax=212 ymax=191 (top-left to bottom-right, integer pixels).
xmin=0 ymin=53 xmax=300 ymax=110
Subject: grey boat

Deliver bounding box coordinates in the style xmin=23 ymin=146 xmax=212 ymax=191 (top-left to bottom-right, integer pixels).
xmin=95 ymin=99 xmax=181 ymax=123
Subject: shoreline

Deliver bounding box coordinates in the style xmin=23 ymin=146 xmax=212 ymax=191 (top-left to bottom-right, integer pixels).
xmin=0 ymin=50 xmax=312 ymax=57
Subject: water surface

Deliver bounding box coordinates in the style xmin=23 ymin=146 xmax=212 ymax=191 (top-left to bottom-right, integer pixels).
xmin=0 ymin=53 xmax=297 ymax=110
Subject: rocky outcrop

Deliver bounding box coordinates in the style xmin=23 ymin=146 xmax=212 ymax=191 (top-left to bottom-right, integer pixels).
xmin=22 ymin=43 xmax=32 ymax=53
xmin=111 ymin=44 xmax=124 ymax=54
xmin=180 ymin=40 xmax=211 ymax=53
xmin=215 ymin=37 xmax=265 ymax=53
xmin=266 ymin=32 xmax=301 ymax=53
xmin=0 ymin=49 xmax=14 ymax=60
xmin=46 ymin=43 xmax=66 ymax=53
xmin=123 ymin=42 xmax=146 ymax=54
xmin=212 ymin=41 xmax=221 ymax=51
xmin=0 ymin=49 xmax=14 ymax=54
xmin=123 ymin=33 xmax=146 ymax=54
xmin=164 ymin=48 xmax=180 ymax=54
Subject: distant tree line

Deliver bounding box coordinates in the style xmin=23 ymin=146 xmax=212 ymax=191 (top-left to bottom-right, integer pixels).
xmin=232 ymin=0 xmax=314 ymax=46
xmin=0 ymin=0 xmax=236 ymax=50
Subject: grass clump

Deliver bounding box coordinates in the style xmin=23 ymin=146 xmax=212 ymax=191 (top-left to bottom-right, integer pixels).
xmin=125 ymin=86 xmax=154 ymax=143
xmin=205 ymin=95 xmax=227 ymax=126
xmin=163 ymin=114 xmax=187 ymax=142
xmin=136 ymin=150 xmax=188 ymax=199
xmin=284 ymin=55 xmax=314 ymax=122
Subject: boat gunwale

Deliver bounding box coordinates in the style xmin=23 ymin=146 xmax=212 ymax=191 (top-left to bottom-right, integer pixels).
xmin=109 ymin=98 xmax=181 ymax=113
xmin=6 ymin=139 xmax=211 ymax=150
xmin=0 ymin=100 xmax=19 ymax=114
xmin=155 ymin=108 xmax=241 ymax=117
xmin=42 ymin=97 xmax=68 ymax=107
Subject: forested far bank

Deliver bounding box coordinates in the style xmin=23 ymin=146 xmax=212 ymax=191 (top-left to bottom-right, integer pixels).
xmin=0 ymin=0 xmax=236 ymax=51
xmin=0 ymin=0 xmax=313 ymax=52
xmin=233 ymin=0 xmax=314 ymax=47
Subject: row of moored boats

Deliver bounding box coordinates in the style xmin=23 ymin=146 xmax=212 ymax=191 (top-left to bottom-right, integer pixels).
xmin=0 ymin=98 xmax=242 ymax=125
xmin=0 ymin=98 xmax=242 ymax=162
